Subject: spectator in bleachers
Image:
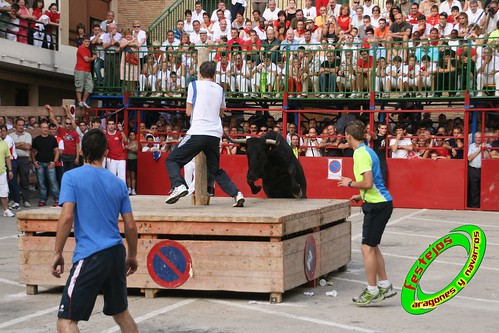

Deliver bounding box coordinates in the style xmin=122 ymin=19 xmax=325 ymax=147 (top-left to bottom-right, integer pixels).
xmin=372 ymin=123 xmax=388 ymax=181
xmin=371 ymin=6 xmax=382 ymax=28
xmin=132 ymin=20 xmax=147 ymax=63
xmin=362 ymin=0 xmax=374 ymax=17
xmin=213 ymin=18 xmax=231 ymax=42
xmin=273 ymin=10 xmax=288 ymax=30
xmin=420 ymin=0 xmax=440 ymax=18
xmin=440 ymin=0 xmax=462 ymax=16
xmin=320 ymin=124 xmax=342 ymax=157
xmin=119 ymin=28 xmax=140 ymax=93
xmin=380 ymin=1 xmax=393 ymax=24
xmin=389 ymin=125 xmax=413 ymax=158
xmin=388 ymin=12 xmax=412 ymax=42
xmin=285 ymin=0 xmax=297 ymax=21
xmin=290 ymin=133 xmax=303 ymax=158
xmin=192 ymin=1 xmax=205 ymax=23
xmin=374 ymin=56 xmax=387 ymax=96
xmin=101 ymin=23 xmax=122 ymax=88
xmin=239 ymin=19 xmax=253 ymax=41
xmin=0 ymin=0 xmax=12 ymax=40
xmin=231 ymin=0 xmax=246 ymax=25
xmin=418 ymin=54 xmax=437 ymax=96
xmin=437 ymin=12 xmax=453 ymax=37
xmin=294 ymin=19 xmax=306 ymax=42
xmin=482 ymin=1 xmax=498 ymax=35
xmin=476 ymin=46 xmax=499 ymax=97
xmin=304 ymin=127 xmax=322 ymax=157
xmin=319 ymin=51 xmax=337 ymax=97
xmin=252 ymin=54 xmax=277 ymax=96
xmin=336 ymin=48 xmax=356 ymax=98
xmin=303 ymin=0 xmax=317 ymax=20
xmin=305 ymin=18 xmax=321 ymax=41
xmin=454 ymin=12 xmax=470 ymax=38
xmin=406 ymin=3 xmax=422 ymax=27
xmin=201 ymin=12 xmax=213 ymax=35
xmin=443 ymin=126 xmax=464 ymax=159
xmin=161 ymin=29 xmax=180 ymax=52
xmin=413 ymin=14 xmax=432 ymax=36
xmin=230 ymin=52 xmax=251 ymax=96
xmin=327 ymin=0 xmax=341 ymax=18
xmin=190 ymin=20 xmax=202 ymax=44
xmin=352 ymin=6 xmax=364 ymax=31
xmin=184 ymin=10 xmax=194 ymax=35
xmin=290 ymin=9 xmax=304 ymax=29
xmin=263 ymin=27 xmax=280 ymax=61
xmin=435 ymin=48 xmax=457 ymax=96
xmin=140 ymin=53 xmax=158 ymax=96
xmin=254 ymin=17 xmax=267 ymax=41
xmin=173 ymin=19 xmax=185 ymax=40
xmin=211 ymin=1 xmax=231 ymax=23
xmin=315 ymin=6 xmax=329 ymax=31
xmin=74 ymin=34 xmax=96 ymax=108
xmin=447 ymin=6 xmax=461 ymax=25
xmin=353 ymin=48 xmax=373 ymax=98
xmin=263 ymin=0 xmax=281 ymax=25
xmin=232 ymin=11 xmax=245 ymax=30
xmin=90 ymin=24 xmax=105 ymax=87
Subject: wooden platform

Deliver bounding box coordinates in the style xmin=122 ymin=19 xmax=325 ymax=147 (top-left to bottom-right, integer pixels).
xmin=17 ymin=196 xmax=351 ymax=302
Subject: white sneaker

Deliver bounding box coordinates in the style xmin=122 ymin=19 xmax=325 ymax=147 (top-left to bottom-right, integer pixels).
xmin=319 ymin=94 xmax=327 ymax=98
xmin=337 ymin=93 xmax=344 ymax=98
xmin=233 ymin=191 xmax=245 ymax=207
xmin=128 ymin=188 xmax=132 ymax=195
xmin=131 ymin=189 xmax=137 ymax=196
xmin=23 ymin=201 xmax=31 ymax=208
xmin=82 ymin=102 xmax=91 ymax=108
xmin=350 ymin=93 xmax=358 ymax=98
xmin=495 ymin=91 xmax=499 ymax=97
xmin=9 ymin=202 xmax=20 ymax=210
xmin=78 ymin=101 xmax=85 ymax=107
xmin=3 ymin=209 xmax=15 ymax=217
xmin=165 ymin=185 xmax=188 ymax=204
xmin=476 ymin=92 xmax=484 ymax=97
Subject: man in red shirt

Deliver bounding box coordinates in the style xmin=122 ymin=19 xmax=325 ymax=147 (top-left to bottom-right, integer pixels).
xmin=47 ymin=105 xmax=80 ymax=174
xmin=75 ymin=35 xmax=97 ymax=109
xmin=105 ymin=118 xmax=127 ymax=184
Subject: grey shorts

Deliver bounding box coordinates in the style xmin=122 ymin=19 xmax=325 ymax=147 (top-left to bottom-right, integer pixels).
xmin=74 ymin=70 xmax=94 ymax=93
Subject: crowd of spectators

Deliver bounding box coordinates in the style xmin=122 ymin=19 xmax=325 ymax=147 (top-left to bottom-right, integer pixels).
xmin=66 ymin=0 xmax=499 ymax=99
xmin=0 ymin=0 xmax=60 ymax=49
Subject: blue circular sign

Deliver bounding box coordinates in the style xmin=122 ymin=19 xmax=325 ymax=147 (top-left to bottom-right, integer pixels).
xmin=147 ymin=240 xmax=192 ymax=288
xmin=329 ymin=160 xmax=341 ymax=173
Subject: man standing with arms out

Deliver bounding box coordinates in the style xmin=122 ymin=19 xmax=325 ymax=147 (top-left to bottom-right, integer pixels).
xmin=47 ymin=105 xmax=80 ymax=173
xmin=0 ymin=127 xmax=14 ymax=217
xmin=467 ymin=131 xmax=491 ymax=208
xmin=51 ymin=129 xmax=138 ymax=333
xmin=106 ymin=118 xmax=127 ymax=184
xmin=338 ymin=120 xmax=395 ymax=305
xmin=9 ymin=118 xmax=31 ymax=208
xmin=165 ymin=61 xmax=245 ymax=207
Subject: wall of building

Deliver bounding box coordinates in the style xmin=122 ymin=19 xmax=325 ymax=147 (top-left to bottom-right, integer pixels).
xmin=116 ymin=0 xmax=173 ymax=32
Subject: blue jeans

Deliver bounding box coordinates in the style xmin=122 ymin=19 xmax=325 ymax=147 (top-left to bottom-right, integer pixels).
xmin=8 ymin=159 xmax=20 ymax=203
xmin=319 ymin=74 xmax=336 ymax=93
xmin=36 ymin=162 xmax=60 ymax=202
xmin=94 ymin=58 xmax=104 ymax=86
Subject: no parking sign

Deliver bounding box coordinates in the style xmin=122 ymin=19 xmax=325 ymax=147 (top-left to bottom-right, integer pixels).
xmin=327 ymin=159 xmax=342 ymax=180
xmin=147 ymin=240 xmax=192 ymax=288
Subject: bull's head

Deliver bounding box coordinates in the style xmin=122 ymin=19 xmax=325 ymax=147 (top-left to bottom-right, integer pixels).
xmin=226 ymin=136 xmax=277 ymax=194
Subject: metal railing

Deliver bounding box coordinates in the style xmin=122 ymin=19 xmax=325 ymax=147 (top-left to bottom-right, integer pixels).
xmin=102 ymin=39 xmax=498 ymax=100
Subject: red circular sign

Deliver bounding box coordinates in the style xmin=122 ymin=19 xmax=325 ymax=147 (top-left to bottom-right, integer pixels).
xmin=304 ymin=235 xmax=317 ymax=281
xmin=147 ymin=240 xmax=192 ymax=288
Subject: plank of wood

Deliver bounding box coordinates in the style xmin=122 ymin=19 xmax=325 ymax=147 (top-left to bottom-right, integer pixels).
xmin=1 ymin=106 xmax=67 ymax=117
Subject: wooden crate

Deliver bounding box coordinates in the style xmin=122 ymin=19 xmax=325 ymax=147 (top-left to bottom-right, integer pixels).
xmin=17 ymin=197 xmax=351 ymax=302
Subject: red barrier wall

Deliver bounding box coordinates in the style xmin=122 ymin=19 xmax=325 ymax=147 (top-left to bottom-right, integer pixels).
xmin=137 ymin=152 xmax=496 ymax=211
xmin=481 ymin=160 xmax=499 ymax=211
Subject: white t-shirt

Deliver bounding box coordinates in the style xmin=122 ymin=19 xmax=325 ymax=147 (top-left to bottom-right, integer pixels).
xmin=262 ymin=8 xmax=281 ymax=22
xmin=389 ymin=137 xmax=412 ymax=159
xmin=303 ymin=7 xmax=317 ymax=20
xmin=3 ymin=135 xmax=17 ymax=159
xmin=186 ymin=80 xmax=225 ymax=138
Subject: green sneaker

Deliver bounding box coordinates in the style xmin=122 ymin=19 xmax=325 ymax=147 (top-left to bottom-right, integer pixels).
xmin=378 ymin=283 xmax=397 ymax=299
xmin=352 ymin=287 xmax=384 ymax=306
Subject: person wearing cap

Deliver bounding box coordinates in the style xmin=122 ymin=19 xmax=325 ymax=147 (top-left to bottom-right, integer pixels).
xmin=255 ymin=17 xmax=267 ymax=41
xmin=263 ymin=0 xmax=281 ymax=23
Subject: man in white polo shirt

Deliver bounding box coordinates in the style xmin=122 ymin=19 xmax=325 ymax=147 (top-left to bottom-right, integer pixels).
xmin=164 ymin=61 xmax=245 ymax=207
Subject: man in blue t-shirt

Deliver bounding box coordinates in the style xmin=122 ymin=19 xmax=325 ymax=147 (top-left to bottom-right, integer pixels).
xmin=51 ymin=129 xmax=138 ymax=332
xmin=338 ymin=120 xmax=396 ymax=306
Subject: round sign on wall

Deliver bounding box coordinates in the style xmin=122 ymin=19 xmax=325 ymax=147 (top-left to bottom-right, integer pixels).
xmin=147 ymin=240 xmax=192 ymax=288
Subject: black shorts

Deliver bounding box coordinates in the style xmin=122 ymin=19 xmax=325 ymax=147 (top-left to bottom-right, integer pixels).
xmin=127 ymin=159 xmax=137 ymax=172
xmin=57 ymin=244 xmax=128 ymax=321
xmin=361 ymin=201 xmax=393 ymax=247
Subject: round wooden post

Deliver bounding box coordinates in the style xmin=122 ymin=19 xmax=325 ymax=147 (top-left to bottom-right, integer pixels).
xmin=192 ymin=152 xmax=210 ymax=205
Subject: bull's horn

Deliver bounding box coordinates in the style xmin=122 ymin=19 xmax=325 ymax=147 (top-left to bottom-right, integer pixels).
xmin=224 ymin=134 xmax=247 ymax=144
xmin=265 ymin=139 xmax=277 ymax=145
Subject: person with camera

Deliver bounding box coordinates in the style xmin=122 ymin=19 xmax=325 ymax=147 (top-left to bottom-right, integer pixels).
xmin=482 ymin=0 xmax=499 ymax=35
xmin=304 ymin=127 xmax=322 ymax=157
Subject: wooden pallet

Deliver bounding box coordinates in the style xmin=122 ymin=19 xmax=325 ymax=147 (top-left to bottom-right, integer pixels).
xmin=17 ymin=197 xmax=351 ymax=302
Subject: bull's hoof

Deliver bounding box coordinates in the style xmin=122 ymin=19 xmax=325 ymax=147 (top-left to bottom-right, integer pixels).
xmin=251 ymin=185 xmax=262 ymax=194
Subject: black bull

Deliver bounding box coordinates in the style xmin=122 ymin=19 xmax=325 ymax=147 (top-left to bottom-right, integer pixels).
xmin=227 ymin=131 xmax=307 ymax=198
